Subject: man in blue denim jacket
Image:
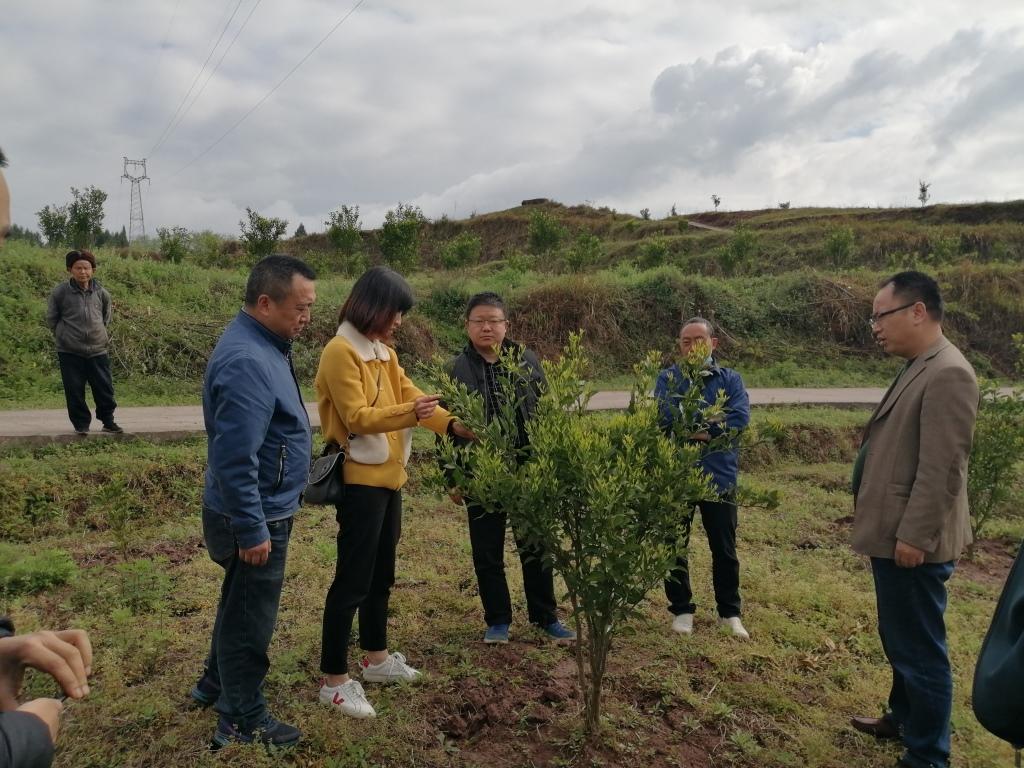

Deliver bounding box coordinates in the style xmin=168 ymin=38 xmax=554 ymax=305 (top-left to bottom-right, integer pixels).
xmin=654 ymin=317 xmax=751 ymax=639
xmin=191 ymin=255 xmax=316 ymax=750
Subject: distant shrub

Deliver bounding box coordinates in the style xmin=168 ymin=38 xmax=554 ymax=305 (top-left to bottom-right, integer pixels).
xmin=439 ymin=231 xmax=483 ymax=269
xmin=157 ymin=226 xmax=190 ymax=264
xmin=720 ymin=226 xmax=759 ymax=275
xmin=564 ymin=232 xmax=602 ymax=272
xmin=824 ymin=226 xmax=856 ymax=266
xmin=779 ymin=202 xmax=791 ymax=210
xmin=640 ymin=208 xmax=651 ymax=220
xmin=239 ymin=207 xmax=288 ymax=262
xmin=325 ymin=204 xmax=364 ymax=256
xmin=929 ymin=235 xmax=959 ymax=264
xmin=0 ymin=544 xmax=77 ymax=595
xmin=528 ymin=210 xmax=566 ymax=254
xmin=379 ymin=203 xmax=425 ymax=272
xmin=637 ymin=237 xmax=669 ymax=268
xmin=189 ymin=230 xmax=226 ymax=268
xmin=967 ymin=381 xmax=1024 ymax=552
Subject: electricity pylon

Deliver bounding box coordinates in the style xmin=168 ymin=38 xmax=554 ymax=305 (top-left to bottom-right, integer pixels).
xmin=121 ymin=158 xmax=150 ymax=242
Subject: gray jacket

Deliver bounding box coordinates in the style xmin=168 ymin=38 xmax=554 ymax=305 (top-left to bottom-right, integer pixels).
xmin=45 ymin=279 xmax=112 ymax=357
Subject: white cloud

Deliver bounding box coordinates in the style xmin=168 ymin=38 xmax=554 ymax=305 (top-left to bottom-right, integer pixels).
xmin=2 ymin=1 xmax=1022 ymax=236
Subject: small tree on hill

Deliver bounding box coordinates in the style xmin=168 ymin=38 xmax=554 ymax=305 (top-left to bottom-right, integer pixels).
xmin=325 ymin=204 xmax=364 ymax=255
xmin=294 ymin=222 xmax=307 ymax=238
xmin=918 ymin=180 xmax=931 ymax=207
xmin=640 ymin=207 xmax=651 ymax=220
xmin=239 ymin=207 xmax=288 ymax=260
xmin=379 ymin=202 xmax=425 ymax=272
xmin=778 ymin=201 xmax=791 ymax=210
xmin=711 ymin=194 xmax=721 ymax=211
xmin=719 ymin=225 xmax=758 ymax=275
xmin=36 ymin=186 xmax=108 ymax=248
xmin=157 ymin=226 xmax=190 ymax=264
xmin=527 ymin=209 xmax=565 ymax=255
xmin=564 ymin=232 xmax=602 ymax=272
xmin=967 ymin=381 xmax=1024 ymax=554
xmin=429 ymin=335 xmax=771 ymax=737
xmin=439 ymin=231 xmax=482 ymax=269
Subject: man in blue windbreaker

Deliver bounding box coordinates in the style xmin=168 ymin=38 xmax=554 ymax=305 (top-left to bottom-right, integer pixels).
xmin=655 ymin=317 xmax=751 ymax=639
xmin=191 ymin=255 xmax=316 ymax=750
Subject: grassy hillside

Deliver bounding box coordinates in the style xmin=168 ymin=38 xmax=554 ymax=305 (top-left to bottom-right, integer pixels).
xmin=1 ymin=420 xmax=1019 ymax=767
xmin=3 ymin=200 xmax=1023 ymax=409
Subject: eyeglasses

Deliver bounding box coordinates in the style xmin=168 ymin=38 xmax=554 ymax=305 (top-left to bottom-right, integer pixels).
xmin=467 ymin=318 xmax=508 ymax=327
xmin=867 ymin=302 xmax=918 ymax=327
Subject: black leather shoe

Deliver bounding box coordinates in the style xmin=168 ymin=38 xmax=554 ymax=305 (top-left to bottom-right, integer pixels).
xmin=850 ymin=715 xmax=901 ymax=740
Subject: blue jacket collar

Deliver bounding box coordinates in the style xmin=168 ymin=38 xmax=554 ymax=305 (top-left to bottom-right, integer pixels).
xmin=238 ymin=309 xmax=293 ymax=354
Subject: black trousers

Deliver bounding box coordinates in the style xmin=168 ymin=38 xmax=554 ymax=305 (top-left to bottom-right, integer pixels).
xmin=665 ymin=497 xmax=741 ymax=618
xmin=320 ymin=484 xmax=401 ymax=674
xmin=57 ymin=352 xmax=117 ymax=430
xmin=467 ymin=503 xmax=557 ymax=627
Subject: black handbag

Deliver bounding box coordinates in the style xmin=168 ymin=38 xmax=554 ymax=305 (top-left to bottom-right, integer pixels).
xmin=303 ymin=444 xmax=345 ymax=506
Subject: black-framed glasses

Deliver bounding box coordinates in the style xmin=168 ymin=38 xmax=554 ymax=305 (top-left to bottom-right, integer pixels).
xmin=466 ymin=318 xmax=508 ymax=327
xmin=867 ymin=301 xmax=918 ymax=327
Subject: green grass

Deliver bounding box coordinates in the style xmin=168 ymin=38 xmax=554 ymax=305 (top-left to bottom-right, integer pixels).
xmin=5 ymin=246 xmax=1022 ymax=410
xmin=2 ymin=430 xmax=1019 ymax=767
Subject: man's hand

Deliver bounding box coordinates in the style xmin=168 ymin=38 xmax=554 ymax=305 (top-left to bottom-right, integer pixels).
xmin=689 ymin=431 xmax=710 ymax=442
xmin=239 ymin=539 xmax=271 ymax=566
xmin=414 ymin=394 xmax=442 ymax=421
xmin=18 ymin=698 xmax=63 ymax=743
xmin=450 ymin=421 xmax=476 ymax=441
xmin=894 ymin=540 xmax=926 ymax=568
xmin=448 ymin=490 xmax=464 ymax=506
xmin=0 ymin=629 xmax=92 ymax=711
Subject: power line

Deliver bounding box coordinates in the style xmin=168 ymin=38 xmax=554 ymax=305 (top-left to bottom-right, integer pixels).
xmin=158 ymin=0 xmax=264 ymax=155
xmin=149 ymin=0 xmax=247 ymax=158
xmin=170 ymin=0 xmax=367 ymax=178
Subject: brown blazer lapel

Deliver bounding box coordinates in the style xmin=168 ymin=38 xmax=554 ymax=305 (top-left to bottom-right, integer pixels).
xmin=872 ymin=337 xmax=952 ymax=423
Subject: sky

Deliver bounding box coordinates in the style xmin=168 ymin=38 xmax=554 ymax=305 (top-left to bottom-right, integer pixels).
xmin=2 ymin=0 xmax=1023 ymax=236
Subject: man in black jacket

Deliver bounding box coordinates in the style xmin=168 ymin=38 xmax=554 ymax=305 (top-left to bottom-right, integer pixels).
xmin=445 ymin=292 xmax=575 ymax=645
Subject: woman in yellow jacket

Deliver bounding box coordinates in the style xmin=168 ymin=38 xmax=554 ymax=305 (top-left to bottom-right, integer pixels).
xmin=315 ymin=266 xmax=473 ymax=719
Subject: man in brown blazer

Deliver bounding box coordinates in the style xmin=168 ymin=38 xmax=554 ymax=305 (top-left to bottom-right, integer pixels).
xmin=850 ymin=271 xmax=979 ymax=768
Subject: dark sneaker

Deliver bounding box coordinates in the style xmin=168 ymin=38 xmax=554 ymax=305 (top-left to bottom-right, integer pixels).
xmin=74 ymin=426 xmax=90 ymax=435
xmin=541 ymin=621 xmax=577 ymax=644
xmin=101 ymin=422 xmax=124 ymax=434
xmin=211 ymin=714 xmax=301 ymax=751
xmin=484 ymin=624 xmax=510 ymax=644
xmin=189 ymin=674 xmax=220 ymax=708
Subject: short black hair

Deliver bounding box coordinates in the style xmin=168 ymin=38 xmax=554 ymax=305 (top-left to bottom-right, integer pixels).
xmin=244 ymin=255 xmax=316 ymax=306
xmin=881 ymin=270 xmax=944 ymax=321
xmin=681 ymin=316 xmax=715 ymax=336
xmin=0 ymin=147 xmax=7 ymax=168
xmin=465 ymin=291 xmax=506 ymax=319
xmin=339 ymin=266 xmax=414 ymax=335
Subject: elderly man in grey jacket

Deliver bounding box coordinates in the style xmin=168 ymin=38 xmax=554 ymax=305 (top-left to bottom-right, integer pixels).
xmin=849 ymin=271 xmax=979 ymax=768
xmin=45 ymin=249 xmax=122 ymax=435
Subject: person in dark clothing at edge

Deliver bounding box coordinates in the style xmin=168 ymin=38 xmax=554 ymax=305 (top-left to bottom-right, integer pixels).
xmin=444 ymin=292 xmax=576 ymax=645
xmin=189 ymin=255 xmax=316 ymax=750
xmin=654 ymin=317 xmax=751 ymax=639
xmin=45 ymin=248 xmax=123 ymax=435
xmin=1 ymin=148 xmax=94 ymax=768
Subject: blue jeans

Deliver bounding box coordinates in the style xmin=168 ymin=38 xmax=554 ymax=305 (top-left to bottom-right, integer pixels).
xmin=201 ymin=507 xmax=292 ymax=729
xmin=871 ymin=557 xmax=955 ymax=768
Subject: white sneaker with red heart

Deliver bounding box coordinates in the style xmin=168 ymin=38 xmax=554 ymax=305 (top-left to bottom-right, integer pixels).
xmin=319 ymin=678 xmax=376 ymax=718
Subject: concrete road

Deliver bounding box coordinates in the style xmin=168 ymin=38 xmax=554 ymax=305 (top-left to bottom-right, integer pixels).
xmin=0 ymin=388 xmax=889 ymax=445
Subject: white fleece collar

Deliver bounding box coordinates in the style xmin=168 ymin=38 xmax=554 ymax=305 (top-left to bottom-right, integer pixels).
xmin=337 ymin=320 xmax=391 ymax=362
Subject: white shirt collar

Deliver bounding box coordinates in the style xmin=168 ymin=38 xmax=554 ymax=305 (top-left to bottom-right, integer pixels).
xmin=337 ymin=320 xmax=391 ymax=362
